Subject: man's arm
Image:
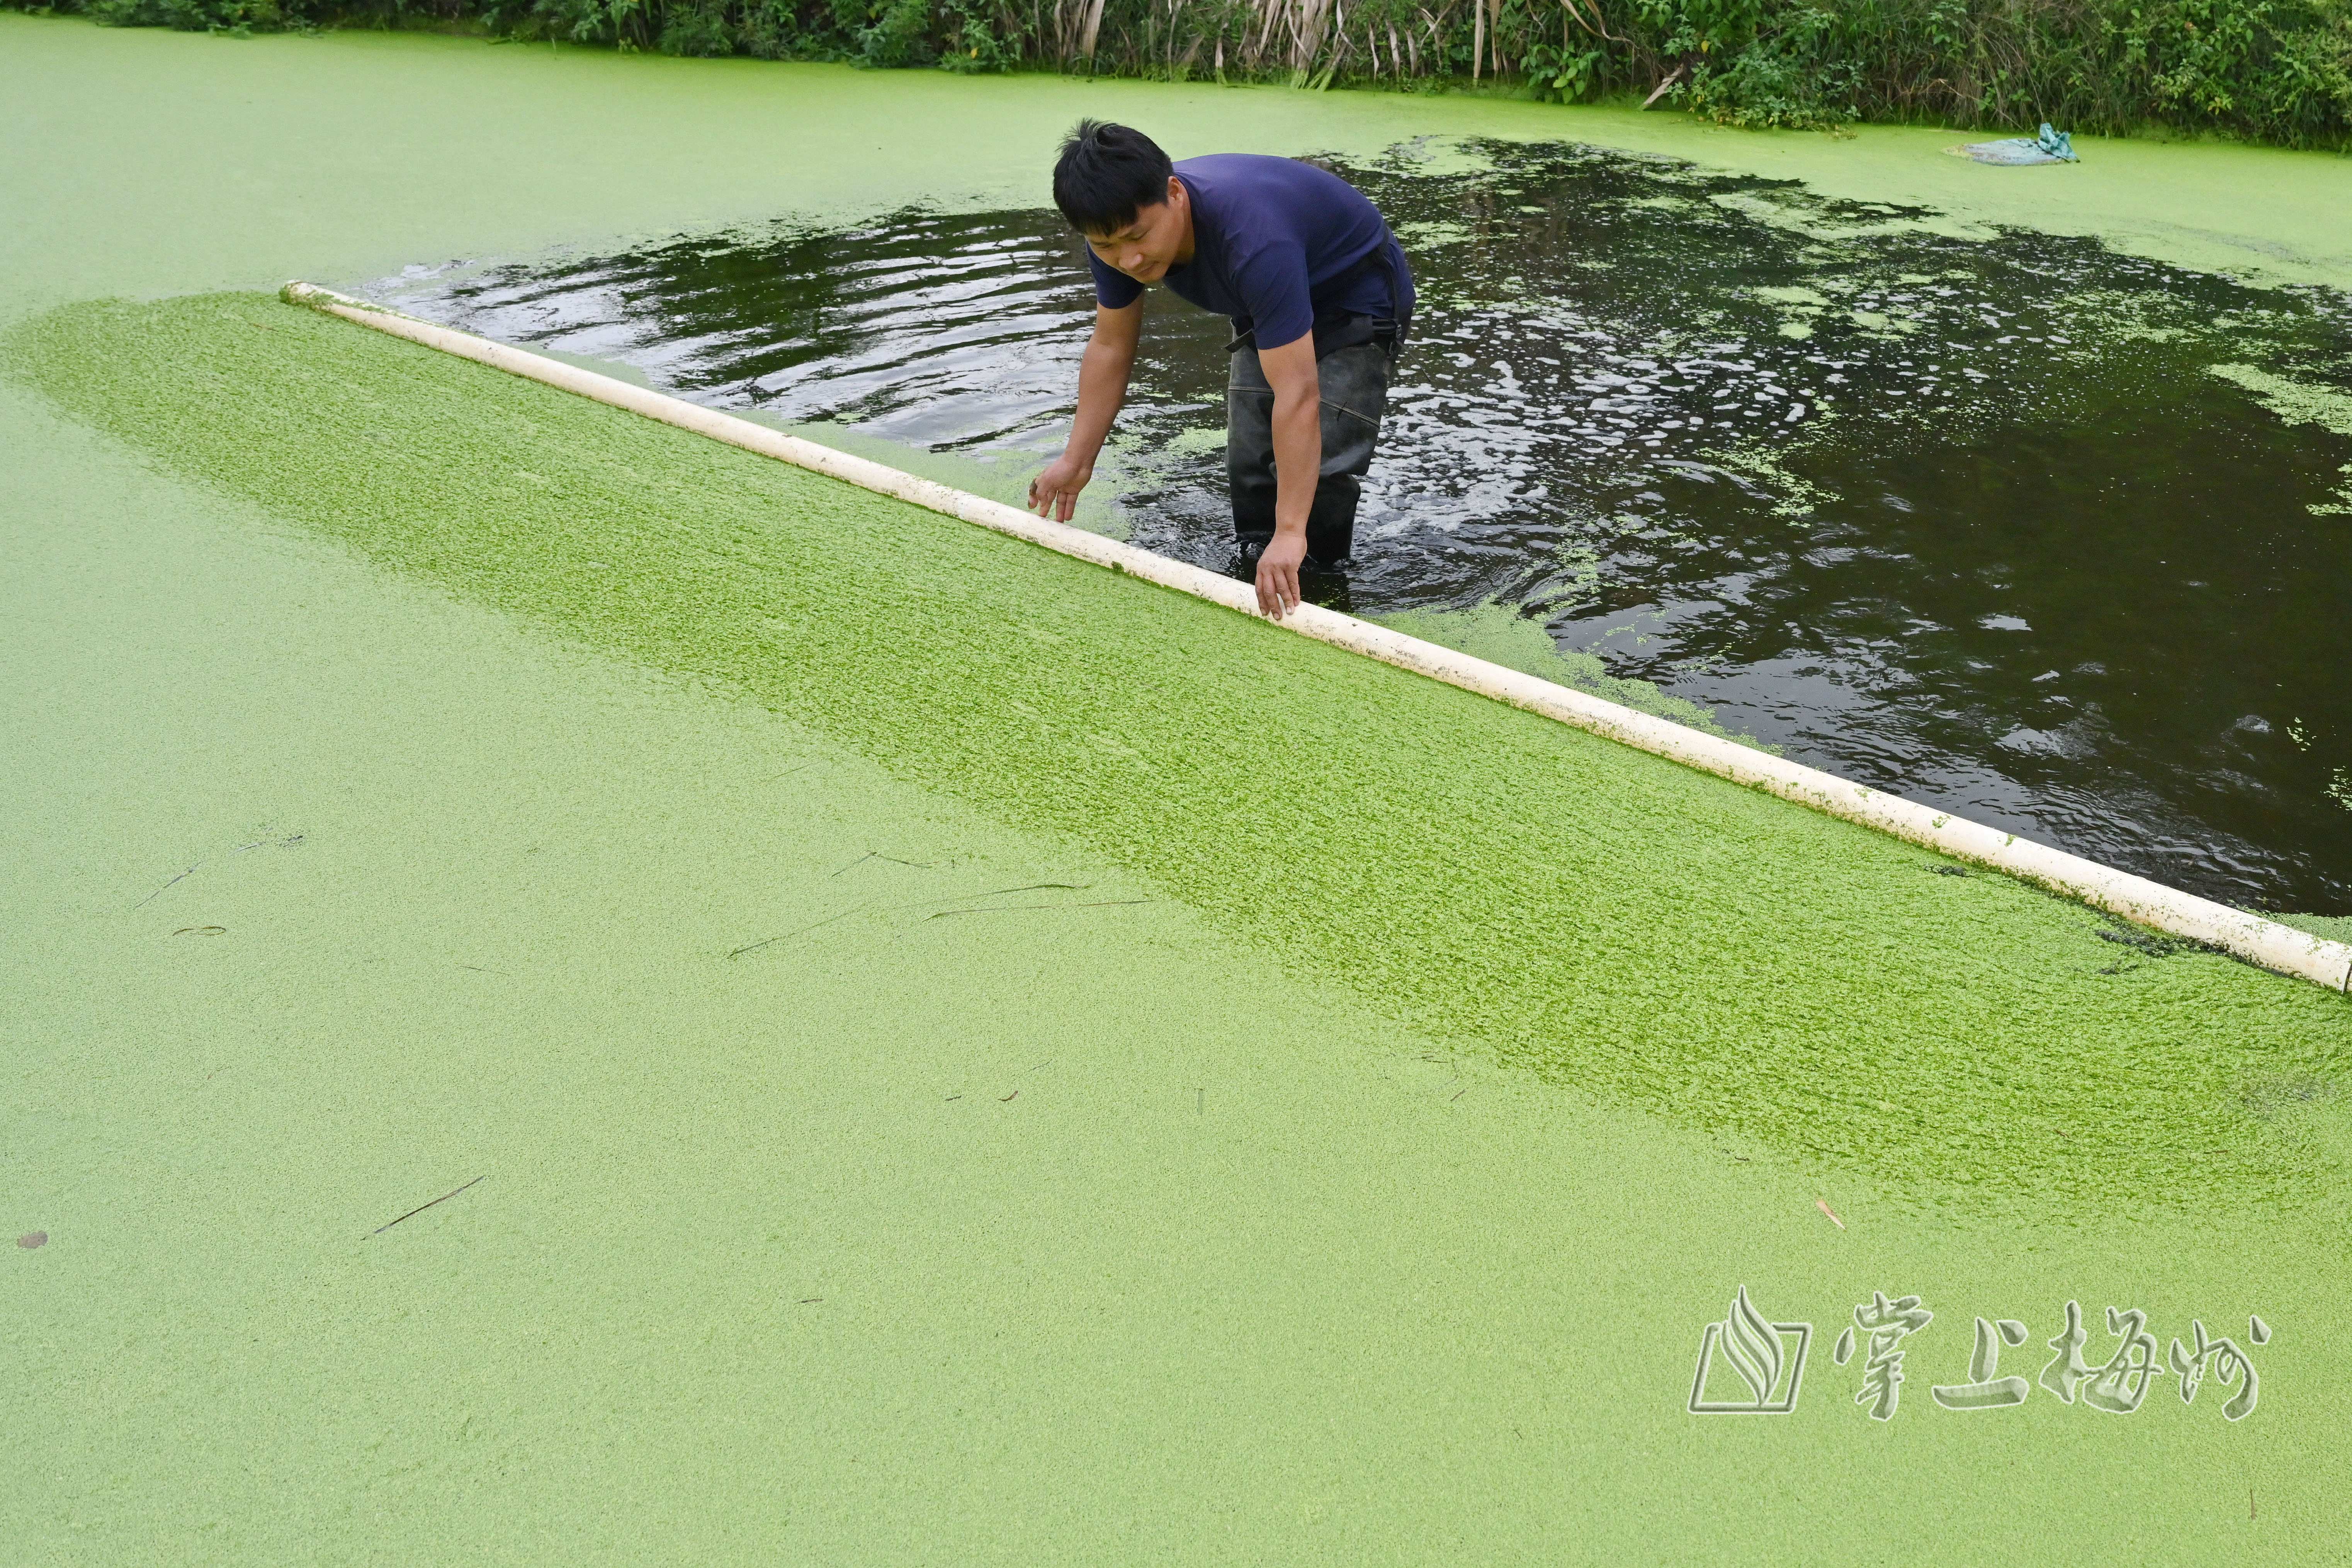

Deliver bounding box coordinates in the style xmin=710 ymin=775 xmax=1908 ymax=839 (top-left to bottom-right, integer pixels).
xmin=1028 ymin=301 xmax=1142 ymax=523
xmin=1253 ymin=331 xmax=1320 ymax=620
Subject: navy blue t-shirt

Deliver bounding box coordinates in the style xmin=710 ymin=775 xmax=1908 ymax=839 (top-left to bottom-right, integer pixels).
xmin=1084 ymin=154 xmax=1412 ymax=348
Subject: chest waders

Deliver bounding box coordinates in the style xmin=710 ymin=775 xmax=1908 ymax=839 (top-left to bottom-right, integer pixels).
xmin=1222 ymin=233 xmax=1413 ymax=569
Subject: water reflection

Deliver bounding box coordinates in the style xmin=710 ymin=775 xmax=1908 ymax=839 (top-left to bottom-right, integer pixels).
xmin=375 ymin=141 xmax=2352 ymax=913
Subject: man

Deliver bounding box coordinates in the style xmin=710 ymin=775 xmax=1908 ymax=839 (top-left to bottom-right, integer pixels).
xmin=1026 ymin=121 xmax=1413 ymax=620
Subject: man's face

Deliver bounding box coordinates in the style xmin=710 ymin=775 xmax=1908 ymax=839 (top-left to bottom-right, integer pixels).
xmin=1082 ymin=176 xmax=1189 ymax=284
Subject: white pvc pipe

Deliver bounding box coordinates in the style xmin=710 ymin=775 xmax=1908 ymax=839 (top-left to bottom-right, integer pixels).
xmin=281 ymin=281 xmax=2352 ymax=996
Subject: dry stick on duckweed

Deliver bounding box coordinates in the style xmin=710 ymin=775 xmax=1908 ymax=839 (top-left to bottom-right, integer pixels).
xmin=1817 ymin=1199 xmax=1847 ymax=1230
xmin=832 ymin=850 xmax=937 ymax=877
xmin=370 ymin=1174 xmax=485 ymax=1237
xmin=729 ymin=906 xmax=863 ymax=958
xmin=900 ymin=883 xmax=1094 ymax=912
xmin=233 ymin=832 xmax=302 ymax=853
xmin=134 ymin=863 xmax=202 ymax=910
xmin=926 ymin=900 xmax=1151 ymax=918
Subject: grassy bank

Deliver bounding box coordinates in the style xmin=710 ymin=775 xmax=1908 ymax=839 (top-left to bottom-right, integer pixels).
xmin=13 ymin=0 xmax=2352 ymax=148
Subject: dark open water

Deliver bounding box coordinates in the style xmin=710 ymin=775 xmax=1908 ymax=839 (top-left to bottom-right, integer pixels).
xmin=374 ymin=139 xmax=2352 ymax=914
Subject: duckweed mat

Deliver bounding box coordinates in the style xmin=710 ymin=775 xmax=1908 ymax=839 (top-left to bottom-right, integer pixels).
xmin=15 ymin=291 xmax=2348 ymax=1225
xmin=11 ymin=24 xmax=2352 ymax=1561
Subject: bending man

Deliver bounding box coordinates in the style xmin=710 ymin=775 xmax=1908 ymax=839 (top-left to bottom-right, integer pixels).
xmin=1026 ymin=121 xmax=1414 ymax=619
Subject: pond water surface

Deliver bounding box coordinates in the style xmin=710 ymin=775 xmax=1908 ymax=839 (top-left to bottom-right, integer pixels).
xmin=376 ymin=139 xmax=2352 ymax=915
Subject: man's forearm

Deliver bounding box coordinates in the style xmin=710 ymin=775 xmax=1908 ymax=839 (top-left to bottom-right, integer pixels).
xmin=1270 ymin=382 xmax=1322 ymax=536
xmin=1064 ymin=337 xmax=1135 ymax=464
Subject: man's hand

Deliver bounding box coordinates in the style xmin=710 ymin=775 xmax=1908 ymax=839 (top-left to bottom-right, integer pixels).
xmin=1027 ymin=453 xmax=1093 ymax=523
xmin=1255 ymin=530 xmax=1308 ymax=619
xmin=1030 ymin=302 xmax=1140 ymax=526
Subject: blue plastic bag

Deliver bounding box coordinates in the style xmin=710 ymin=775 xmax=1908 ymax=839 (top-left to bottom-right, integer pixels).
xmin=1949 ymin=123 xmax=2079 ymax=166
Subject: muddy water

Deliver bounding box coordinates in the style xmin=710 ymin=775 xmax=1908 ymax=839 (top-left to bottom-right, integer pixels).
xmin=378 ymin=141 xmax=2352 ymax=913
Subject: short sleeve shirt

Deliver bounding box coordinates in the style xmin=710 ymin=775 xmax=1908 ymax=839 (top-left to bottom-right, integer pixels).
xmin=1084 ymin=154 xmax=1411 ymax=348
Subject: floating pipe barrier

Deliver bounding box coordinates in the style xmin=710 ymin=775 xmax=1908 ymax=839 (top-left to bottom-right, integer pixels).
xmin=282 ymin=281 xmax=2352 ymax=996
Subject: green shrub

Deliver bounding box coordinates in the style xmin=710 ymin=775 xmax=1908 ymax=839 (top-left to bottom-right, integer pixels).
xmin=16 ymin=0 xmax=2351 ymax=149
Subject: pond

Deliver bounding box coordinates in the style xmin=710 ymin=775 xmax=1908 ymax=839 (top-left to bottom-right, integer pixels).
xmin=374 ymin=139 xmax=2352 ymax=916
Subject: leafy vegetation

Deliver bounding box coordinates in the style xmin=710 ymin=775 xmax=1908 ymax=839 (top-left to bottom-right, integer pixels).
xmin=14 ymin=0 xmax=2352 ymax=148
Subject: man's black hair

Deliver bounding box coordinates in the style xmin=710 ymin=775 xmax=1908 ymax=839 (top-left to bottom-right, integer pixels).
xmin=1052 ymin=120 xmax=1174 ymax=236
